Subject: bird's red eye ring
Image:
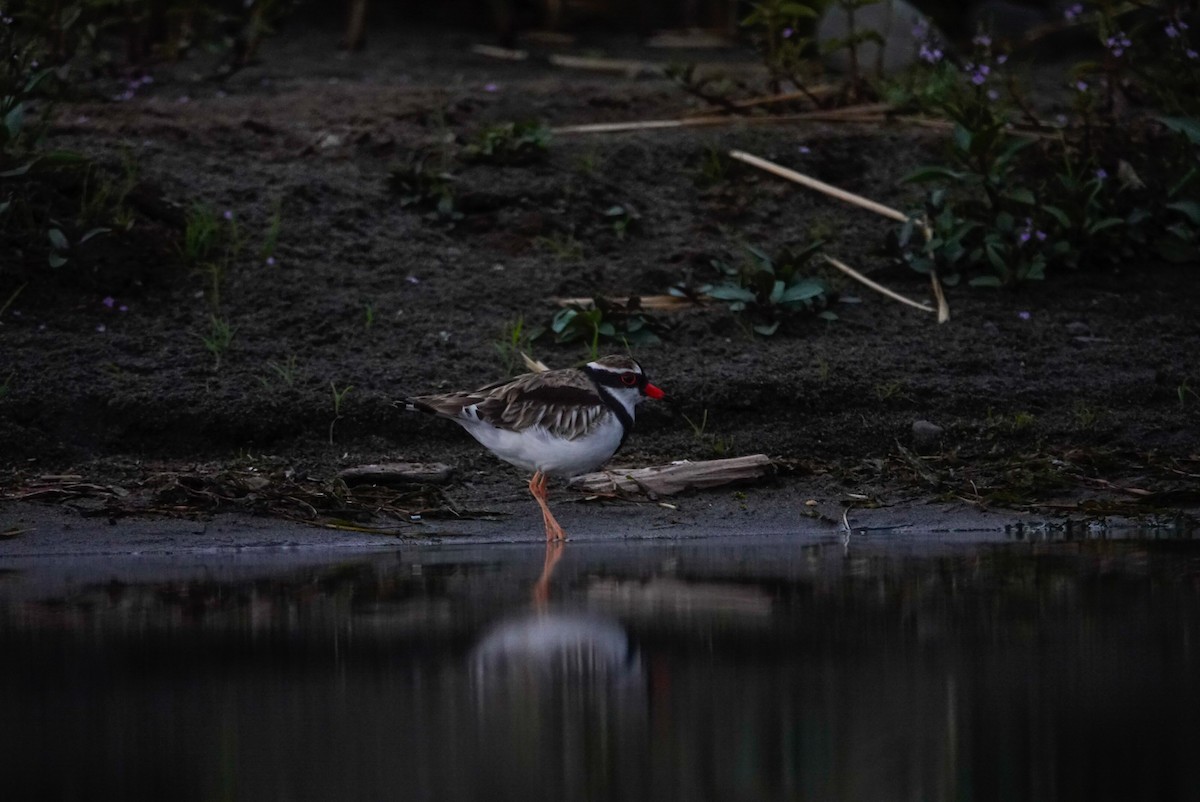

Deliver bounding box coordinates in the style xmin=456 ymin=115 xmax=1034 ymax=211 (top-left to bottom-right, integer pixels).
xmin=621 ymin=373 xmax=638 ymax=386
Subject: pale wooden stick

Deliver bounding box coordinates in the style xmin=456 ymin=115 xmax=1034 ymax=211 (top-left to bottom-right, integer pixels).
xmin=729 ymin=149 xmax=908 ymax=223
xmin=470 ymin=43 xmax=529 ymax=61
xmin=929 ymin=271 xmax=950 ymax=322
xmin=684 ymin=85 xmax=839 ymax=116
xmin=553 ymin=105 xmax=893 ymax=135
xmin=546 ymin=54 xmax=658 ymax=76
xmin=825 ymin=256 xmax=934 ymax=314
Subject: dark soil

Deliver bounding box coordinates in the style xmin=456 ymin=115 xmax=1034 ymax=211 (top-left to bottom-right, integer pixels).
xmin=1 ymin=26 xmax=1198 ymax=527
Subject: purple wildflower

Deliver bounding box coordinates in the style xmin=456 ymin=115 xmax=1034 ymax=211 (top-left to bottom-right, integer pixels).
xmin=1018 ymin=311 xmax=1031 ymax=320
xmin=222 ymin=210 xmax=234 ymax=221
xmin=1095 ymin=167 xmax=1108 ymax=180
xmin=919 ymin=44 xmax=944 ymax=64
xmin=973 ymin=34 xmax=992 ymax=47
xmin=265 ymin=256 xmax=276 ymax=266
xmin=1064 ymin=3 xmax=1084 ymax=22
xmin=119 ymin=305 xmax=128 ymax=313
xmin=96 ymin=323 xmax=107 ymax=333
xmin=407 ymin=275 xmax=420 ymax=284
xmin=102 ymin=296 xmax=115 ymax=309
xmin=1075 ymin=79 xmax=1088 ymax=92
xmin=1166 ymin=23 xmax=1180 ymax=39
xmin=1188 ymin=49 xmax=1198 ymax=60
xmin=798 ymin=145 xmax=811 ymax=154
xmin=987 ymin=89 xmax=1000 ymax=101
xmin=1105 ymin=32 xmax=1131 ymax=58
xmin=996 ymin=53 xmax=1008 ymax=65
xmin=483 ymin=82 xmax=498 ymax=92
xmin=782 ymin=27 xmax=794 ymax=39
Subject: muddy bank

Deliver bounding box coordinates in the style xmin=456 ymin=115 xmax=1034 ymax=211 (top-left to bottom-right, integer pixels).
xmin=0 ymin=26 xmax=1198 ymax=526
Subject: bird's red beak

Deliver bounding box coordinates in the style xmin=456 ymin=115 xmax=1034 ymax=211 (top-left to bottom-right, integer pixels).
xmin=643 ymin=382 xmax=665 ymax=400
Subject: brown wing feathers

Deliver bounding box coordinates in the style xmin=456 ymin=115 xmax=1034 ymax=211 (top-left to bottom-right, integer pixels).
xmin=402 ymin=368 xmax=608 ymax=440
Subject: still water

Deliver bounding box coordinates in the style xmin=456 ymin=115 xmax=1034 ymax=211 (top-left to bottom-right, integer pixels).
xmin=2 ymin=528 xmax=1199 ymax=801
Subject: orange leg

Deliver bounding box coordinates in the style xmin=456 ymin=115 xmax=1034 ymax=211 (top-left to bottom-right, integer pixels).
xmin=527 ymin=469 xmax=567 ymax=542
xmin=531 ymin=538 xmax=565 ymax=609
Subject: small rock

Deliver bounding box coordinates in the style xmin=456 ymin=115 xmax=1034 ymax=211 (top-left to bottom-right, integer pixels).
xmin=912 ymin=420 xmax=944 ymax=454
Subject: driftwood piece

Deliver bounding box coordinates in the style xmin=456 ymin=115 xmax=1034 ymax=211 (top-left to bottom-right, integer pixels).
xmin=569 ymin=455 xmax=773 ymax=497
xmin=339 ymin=462 xmax=454 ymax=486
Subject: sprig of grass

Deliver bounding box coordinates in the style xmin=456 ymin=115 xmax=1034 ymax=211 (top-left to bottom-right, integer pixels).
xmin=329 ymin=381 xmax=353 ymax=444
xmin=259 ymin=354 xmax=298 ymax=388
xmin=196 ymin=315 xmax=236 ymax=370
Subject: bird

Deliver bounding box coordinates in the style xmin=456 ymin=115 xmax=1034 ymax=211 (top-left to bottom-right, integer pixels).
xmin=398 ymin=355 xmax=665 ymax=541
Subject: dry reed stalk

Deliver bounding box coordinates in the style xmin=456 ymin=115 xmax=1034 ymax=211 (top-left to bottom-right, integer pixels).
xmin=554 ymin=105 xmax=892 ymax=135
xmin=729 ymin=149 xmax=909 ymax=223
xmin=825 ymin=256 xmax=934 ymax=314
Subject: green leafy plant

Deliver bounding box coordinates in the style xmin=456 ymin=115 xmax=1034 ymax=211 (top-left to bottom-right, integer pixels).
xmin=364 ymin=303 xmax=376 ymax=329
xmin=701 ymin=241 xmax=833 ymax=335
xmin=895 ymin=5 xmax=1200 ymax=282
xmin=818 ymin=1 xmax=887 ymax=88
xmin=13 ymin=0 xmax=302 ymax=74
xmin=740 ymin=1 xmax=822 ymax=98
xmin=463 ymin=121 xmax=551 ymax=166
xmin=387 ymin=152 xmax=458 ymax=219
xmin=44 ymin=221 xmax=109 ymax=268
xmin=540 ymin=298 xmax=660 ymax=359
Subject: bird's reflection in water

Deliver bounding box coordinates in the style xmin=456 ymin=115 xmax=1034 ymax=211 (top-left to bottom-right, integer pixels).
xmin=469 ymin=538 xmax=648 ymax=799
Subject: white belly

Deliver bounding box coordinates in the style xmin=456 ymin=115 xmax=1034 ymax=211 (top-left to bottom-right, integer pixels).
xmin=461 ymin=416 xmax=624 ymax=477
